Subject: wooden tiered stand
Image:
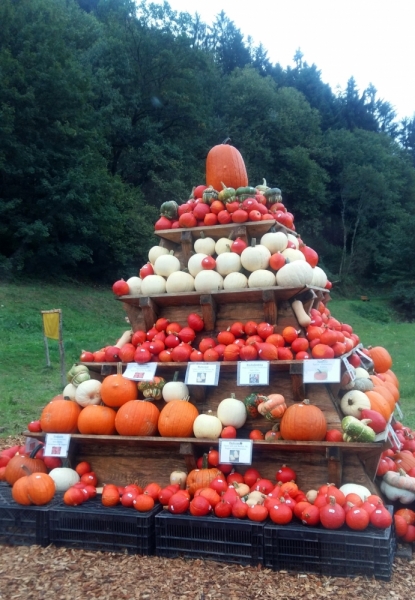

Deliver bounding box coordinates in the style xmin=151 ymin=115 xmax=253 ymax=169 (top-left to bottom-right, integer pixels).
xmin=27 ymin=222 xmax=386 ymax=494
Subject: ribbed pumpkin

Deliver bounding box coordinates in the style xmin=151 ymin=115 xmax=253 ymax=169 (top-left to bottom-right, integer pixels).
xmin=367 ymin=346 xmax=393 ymax=373
xmin=383 ymin=369 xmax=399 ymax=388
xmin=365 ymin=390 xmax=392 ymax=421
xmin=40 ymin=398 xmax=82 ymax=433
xmin=394 ymin=452 xmax=415 ymax=473
xmin=77 ymin=405 xmax=117 ymax=435
xmin=382 ymin=380 xmax=400 ymax=402
xmin=158 ymin=400 xmax=199 ymax=437
xmin=205 ymin=140 xmax=248 ymax=191
xmin=279 ymin=399 xmax=327 ymax=441
xmin=371 ymin=385 xmax=396 ymax=414
xmin=100 ymin=373 xmax=138 ymax=408
xmin=25 ymin=472 xmax=56 ymax=505
xmin=5 ymin=445 xmax=48 ymax=485
xmin=115 ymin=400 xmax=160 ymax=436
xmin=11 ymin=476 xmax=31 ymax=505
xmin=186 ymin=454 xmax=223 ymax=496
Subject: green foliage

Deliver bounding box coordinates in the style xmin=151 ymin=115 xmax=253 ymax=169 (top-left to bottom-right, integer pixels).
xmin=389 ymin=283 xmax=415 ymax=321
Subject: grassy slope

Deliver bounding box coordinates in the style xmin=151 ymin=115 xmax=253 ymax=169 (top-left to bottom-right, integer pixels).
xmin=0 ymin=283 xmax=414 ymax=436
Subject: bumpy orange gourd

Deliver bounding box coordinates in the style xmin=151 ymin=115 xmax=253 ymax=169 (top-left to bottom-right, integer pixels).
xmin=158 ymin=400 xmax=199 ymax=437
xmin=100 ymin=373 xmax=138 ymax=408
xmin=280 ymin=399 xmax=327 ymax=441
xmin=77 ymin=405 xmax=117 ymax=435
xmin=40 ymin=399 xmax=82 ymax=433
xmin=205 ymin=140 xmax=248 ymax=191
xmin=115 ymin=400 xmax=160 ymax=436
xmin=367 ymin=346 xmax=393 ymax=373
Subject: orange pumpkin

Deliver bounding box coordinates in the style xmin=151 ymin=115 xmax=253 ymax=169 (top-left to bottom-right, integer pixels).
xmin=383 ymin=369 xmax=399 ymax=388
xmin=186 ymin=454 xmax=223 ymax=496
xmin=205 ymin=140 xmax=248 ymax=192
xmin=40 ymin=398 xmax=81 ymax=433
xmin=100 ymin=373 xmax=138 ymax=408
xmin=158 ymin=400 xmax=199 ymax=437
xmin=114 ymin=400 xmax=160 ymax=436
xmin=382 ymin=380 xmax=400 ymax=402
xmin=279 ymin=399 xmax=327 ymax=441
xmin=367 ymin=346 xmax=393 ymax=373
xmin=365 ymin=390 xmax=392 ymax=421
xmin=11 ymin=476 xmax=31 ymax=505
xmin=77 ymin=405 xmax=117 ymax=435
xmin=5 ymin=445 xmax=48 ymax=485
xmin=371 ymin=385 xmax=396 ymax=413
xmin=26 ymin=472 xmax=56 ymax=505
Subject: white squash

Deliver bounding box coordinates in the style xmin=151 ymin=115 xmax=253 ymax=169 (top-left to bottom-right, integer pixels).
xmin=339 ymin=483 xmax=372 ymax=501
xmin=154 ymin=252 xmax=181 ymax=277
xmin=282 ymin=248 xmax=305 ymax=262
xmin=217 ymin=394 xmax=247 ymax=429
xmin=215 ymin=238 xmax=233 ymax=255
xmin=215 ymin=252 xmax=242 ymax=276
xmin=148 ymin=245 xmax=169 ymax=265
xmin=287 ymin=233 xmax=300 ymax=249
xmin=63 ymin=382 xmax=77 ymax=400
xmin=241 ymin=243 xmax=271 ymax=272
xmin=355 ymin=367 xmax=371 ymax=379
xmin=276 ymin=261 xmax=313 ymax=287
xmin=126 ymin=276 xmax=142 ymax=295
xmin=194 ymin=236 xmax=216 ymax=256
xmin=311 ymin=266 xmax=328 ymax=288
xmin=291 ymin=299 xmax=312 ymax=327
xmin=194 ymin=270 xmax=224 ymax=292
xmin=260 ymin=231 xmax=288 ymax=254
xmin=340 ymin=390 xmax=371 ymax=418
xmin=193 ymin=412 xmax=223 ymax=439
xmin=248 ymin=270 xmax=276 ymax=288
xmin=140 ymin=274 xmax=166 ymax=295
xmin=187 ymin=253 xmax=208 ymax=277
xmin=165 ymin=271 xmax=195 ymax=293
xmin=223 ymin=272 xmax=248 ymax=290
xmin=162 ymin=372 xmax=189 ymax=402
xmin=75 ymin=379 xmax=102 ymax=407
xmin=48 ymin=467 xmax=80 ymax=492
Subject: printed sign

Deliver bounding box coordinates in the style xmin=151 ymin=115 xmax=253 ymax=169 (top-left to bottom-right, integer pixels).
xmin=185 ymin=362 xmax=220 ymax=386
xmin=237 ymin=361 xmax=269 ymax=386
xmin=303 ymin=359 xmax=341 ymax=383
xmin=44 ymin=433 xmax=71 ymax=458
xmin=123 ymin=362 xmax=158 ymax=381
xmin=219 ymin=439 xmax=253 ymax=465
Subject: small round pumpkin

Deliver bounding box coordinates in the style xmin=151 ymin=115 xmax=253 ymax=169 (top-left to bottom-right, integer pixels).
xmin=115 ymin=400 xmax=160 ymax=436
xmin=40 ymin=398 xmax=82 ymax=433
xmin=100 ymin=373 xmax=138 ymax=408
xmin=158 ymin=400 xmax=199 ymax=437
xmin=367 ymin=346 xmax=393 ymax=373
xmin=205 ymin=141 xmax=248 ymax=192
xmin=26 ymin=472 xmax=56 ymax=505
xmin=77 ymin=405 xmax=117 ymax=435
xmin=186 ymin=454 xmax=223 ymax=496
xmin=280 ymin=399 xmax=327 ymax=441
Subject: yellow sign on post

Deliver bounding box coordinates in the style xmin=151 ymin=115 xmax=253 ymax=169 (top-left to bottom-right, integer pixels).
xmin=41 ymin=309 xmax=66 ymax=386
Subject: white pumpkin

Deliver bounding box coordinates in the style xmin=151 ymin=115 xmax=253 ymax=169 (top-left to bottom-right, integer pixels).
xmin=194 ymin=270 xmax=224 ymax=292
xmin=215 ymin=252 xmax=242 ymax=276
xmin=140 ymin=274 xmax=166 ymax=295
xmin=194 ymin=236 xmax=216 ymax=256
xmin=248 ymin=270 xmax=276 ymax=288
xmin=162 ymin=373 xmax=189 ymax=402
xmin=63 ymin=382 xmax=77 ymax=400
xmin=148 ymin=245 xmax=169 ymax=265
xmin=276 ymin=261 xmax=313 ymax=287
xmin=126 ymin=276 xmax=142 ymax=295
xmin=287 ymin=233 xmax=300 ymax=249
xmin=193 ymin=412 xmax=223 ymax=439
xmin=217 ymin=395 xmax=247 ymax=429
xmin=340 ymin=390 xmax=371 ymax=418
xmin=165 ymin=271 xmax=195 ymax=293
xmin=215 ymin=238 xmax=233 ymax=255
xmin=154 ymin=253 xmax=181 ymax=277
xmin=48 ymin=467 xmax=80 ymax=492
xmin=311 ymin=266 xmax=328 ymax=288
xmin=223 ymin=272 xmax=248 ymax=290
xmin=339 ymin=483 xmax=372 ymax=501
xmin=187 ymin=253 xmax=208 ymax=277
xmin=260 ymin=231 xmax=288 ymax=254
xmin=282 ymin=248 xmax=306 ymax=262
xmin=75 ymin=379 xmax=102 ymax=408
xmin=240 ymin=244 xmax=271 ymax=272
xmin=355 ymin=367 xmax=371 ymax=379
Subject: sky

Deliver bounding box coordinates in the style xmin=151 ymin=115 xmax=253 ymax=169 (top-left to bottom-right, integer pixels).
xmin=151 ymin=0 xmax=415 ymax=121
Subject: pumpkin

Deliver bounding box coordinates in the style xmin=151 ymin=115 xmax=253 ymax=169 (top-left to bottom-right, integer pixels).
xmin=206 ymin=140 xmax=248 ymax=192
xmin=339 ymin=483 xmax=371 ymax=501
xmin=215 ymin=251 xmax=242 ymax=276
xmin=148 ymin=245 xmax=170 ymax=265
xmin=276 ymin=261 xmax=313 ymax=287
xmin=257 ymin=393 xmax=287 ymax=420
xmin=25 ymin=472 xmax=56 ymax=506
xmin=126 ymin=276 xmax=142 ymax=295
xmin=340 ymin=390 xmax=371 ymax=418
xmin=74 ymin=379 xmax=102 ymax=408
xmin=5 ymin=444 xmax=48 ymax=486
xmin=248 ymin=270 xmax=276 ymax=288
xmin=62 ymin=382 xmax=77 ymax=400
xmin=115 ymin=400 xmax=160 ymax=436
xmin=310 ymin=266 xmax=328 ymax=288
xmin=140 ymin=274 xmax=167 ymax=295
xmin=260 ymin=231 xmax=288 ymax=254
xmin=281 ymin=248 xmax=306 ymax=262
xmin=166 ymin=271 xmax=195 ymax=293
xmin=48 ymin=467 xmax=80 ymax=492
xmin=193 ymin=411 xmax=223 ymax=439
xmin=77 ymin=405 xmax=117 ymax=435
xmin=194 ymin=270 xmax=224 ymax=292
xmin=240 ymin=242 xmax=271 ymax=272
xmin=162 ymin=372 xmax=189 ymax=402
xmin=367 ymin=346 xmax=393 ymax=373
xmin=40 ymin=398 xmax=82 ymax=434
xmin=138 ymin=377 xmax=166 ymax=401
xmin=365 ymin=390 xmax=392 ymax=421
xmin=186 ymin=454 xmax=223 ymax=496
xmin=100 ymin=372 xmax=138 ymax=408
xmin=380 ymin=469 xmax=415 ymax=504
xmin=187 ymin=253 xmax=208 ymax=277
xmin=153 ymin=252 xmax=180 ymax=277
xmin=279 ymin=399 xmax=327 ymax=441
xmin=223 ymin=272 xmax=248 ymax=290
xmin=215 ymin=238 xmax=233 ymax=255
xmin=158 ymin=400 xmax=199 ymax=437
xmin=217 ymin=394 xmax=247 ymax=429
xmin=11 ymin=476 xmax=32 ymax=505
xmin=194 ymin=235 xmax=216 ymax=256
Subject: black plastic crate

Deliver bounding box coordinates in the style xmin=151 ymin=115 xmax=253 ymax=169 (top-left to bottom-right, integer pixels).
xmin=155 ymin=512 xmax=264 ymax=566
xmin=49 ymin=498 xmax=162 ymax=554
xmin=263 ymin=507 xmax=396 ymax=581
xmin=0 ymin=482 xmax=52 ymax=547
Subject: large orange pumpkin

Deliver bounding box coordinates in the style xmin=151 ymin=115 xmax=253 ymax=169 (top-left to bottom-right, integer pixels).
xmin=5 ymin=445 xmax=48 ymax=485
xmin=367 ymin=346 xmax=393 ymax=373
xmin=186 ymin=455 xmax=223 ymax=496
xmin=371 ymin=385 xmax=396 ymax=413
xmin=40 ymin=399 xmax=81 ymax=433
xmin=205 ymin=140 xmax=248 ymax=191
xmin=77 ymin=405 xmax=117 ymax=435
xmin=100 ymin=373 xmax=138 ymax=408
xmin=279 ymin=399 xmax=327 ymax=441
xmin=365 ymin=390 xmax=392 ymax=421
xmin=25 ymin=472 xmax=56 ymax=505
xmin=158 ymin=400 xmax=199 ymax=437
xmin=115 ymin=400 xmax=160 ymax=436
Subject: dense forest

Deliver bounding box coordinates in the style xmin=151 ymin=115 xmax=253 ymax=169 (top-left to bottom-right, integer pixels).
xmin=1 ymin=0 xmax=415 ymax=315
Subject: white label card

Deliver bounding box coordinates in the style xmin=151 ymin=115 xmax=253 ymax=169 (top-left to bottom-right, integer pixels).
xmin=123 ymin=362 xmax=157 ymax=381
xmin=387 ymin=424 xmax=402 ymax=451
xmin=185 ymin=362 xmax=220 ymax=386
xmin=394 ymin=402 xmax=404 ymax=419
xmin=341 ymin=356 xmax=356 ymax=381
xmin=219 ymin=439 xmax=253 ymax=465
xmin=44 ymin=434 xmax=71 ymax=458
xmin=303 ymin=359 xmax=341 ymax=383
xmin=25 ymin=437 xmax=41 ymax=455
xmin=237 ymin=361 xmax=269 ymax=386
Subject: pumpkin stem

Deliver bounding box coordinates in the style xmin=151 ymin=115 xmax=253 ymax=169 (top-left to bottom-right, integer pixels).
xmin=251 ymin=238 xmax=257 ymax=247
xmin=30 ymin=444 xmax=45 ymax=459
xmin=201 ymin=453 xmax=209 ymax=469
xmin=116 ymin=362 xmax=122 ymax=375
xmin=221 ymin=137 xmax=231 ymax=145
xmin=173 ymin=371 xmax=179 ymax=382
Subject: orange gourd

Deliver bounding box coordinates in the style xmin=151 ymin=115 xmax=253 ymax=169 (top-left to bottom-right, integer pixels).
xmin=114 ymin=400 xmax=160 ymax=436
xmin=100 ymin=372 xmax=138 ymax=408
xmin=383 ymin=369 xmax=399 ymax=388
xmin=5 ymin=445 xmax=48 ymax=485
xmin=367 ymin=346 xmax=393 ymax=373
xmin=40 ymin=398 xmax=82 ymax=433
xmin=11 ymin=476 xmax=31 ymax=505
xmin=371 ymin=385 xmax=396 ymax=413
xmin=382 ymin=380 xmax=400 ymax=402
xmin=77 ymin=405 xmax=117 ymax=435
xmin=365 ymin=390 xmax=392 ymax=421
xmin=205 ymin=140 xmax=248 ymax=192
xmin=186 ymin=454 xmax=223 ymax=496
xmin=26 ymin=472 xmax=56 ymax=505
xmin=279 ymin=399 xmax=327 ymax=441
xmin=158 ymin=400 xmax=199 ymax=438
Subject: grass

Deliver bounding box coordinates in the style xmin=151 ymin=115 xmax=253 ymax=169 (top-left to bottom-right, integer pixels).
xmin=0 ymin=282 xmax=414 ymax=436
